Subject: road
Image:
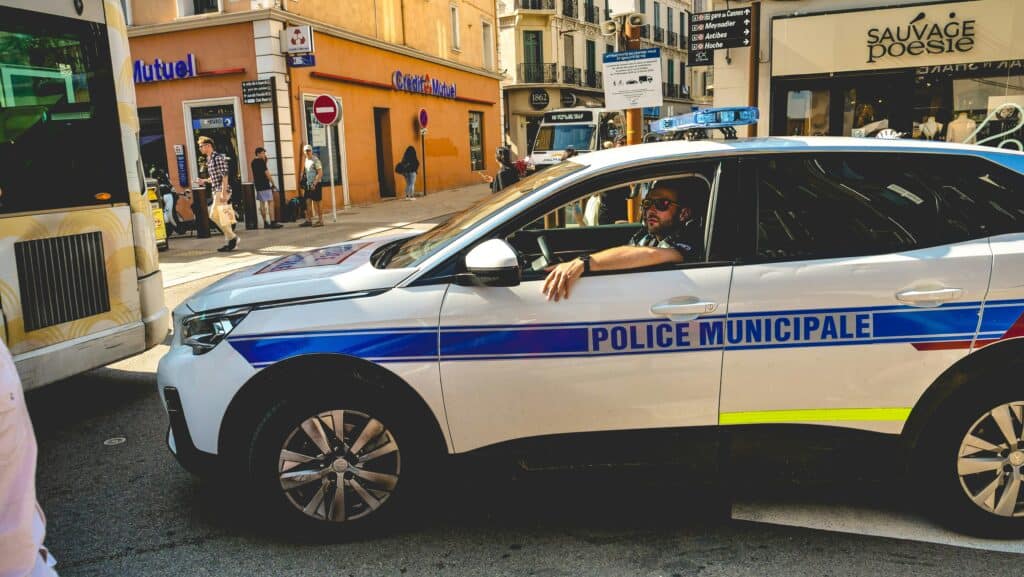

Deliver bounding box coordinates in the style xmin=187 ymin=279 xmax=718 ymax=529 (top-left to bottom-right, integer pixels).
xmin=27 ymin=274 xmax=1024 ymax=576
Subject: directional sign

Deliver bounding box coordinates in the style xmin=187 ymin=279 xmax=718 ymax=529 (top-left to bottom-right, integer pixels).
xmin=241 ymin=79 xmax=273 ymax=104
xmin=688 ymin=7 xmax=752 ymax=66
xmin=313 ymin=94 xmax=340 ymax=126
xmin=603 ymin=48 xmax=663 ymax=110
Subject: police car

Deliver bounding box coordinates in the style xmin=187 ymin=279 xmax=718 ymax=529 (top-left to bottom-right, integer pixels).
xmin=158 ymin=107 xmax=1024 ymax=536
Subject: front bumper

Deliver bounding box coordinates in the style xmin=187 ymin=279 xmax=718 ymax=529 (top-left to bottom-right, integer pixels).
xmin=163 ymin=386 xmax=219 ymax=477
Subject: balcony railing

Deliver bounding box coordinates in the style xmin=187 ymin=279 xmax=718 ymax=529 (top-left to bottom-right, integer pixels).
xmin=662 ymin=83 xmax=682 ymax=98
xmin=562 ymin=65 xmax=582 ymax=86
xmin=518 ymin=0 xmax=555 ymax=9
xmin=681 ymin=84 xmax=690 ymax=98
xmin=680 ymin=34 xmax=688 ymax=49
xmin=519 ymin=62 xmax=558 ymax=83
xmin=654 ymin=26 xmax=665 ymax=43
xmin=668 ymin=31 xmax=678 ymax=46
xmin=639 ymin=25 xmax=650 ymax=39
xmin=562 ymin=0 xmax=578 ymax=18
xmin=584 ymin=3 xmax=600 ymax=23
xmin=584 ymin=69 xmax=602 ymax=89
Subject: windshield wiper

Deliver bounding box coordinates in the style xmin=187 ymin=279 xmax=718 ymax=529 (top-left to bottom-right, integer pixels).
xmin=372 ymin=238 xmax=406 ymax=268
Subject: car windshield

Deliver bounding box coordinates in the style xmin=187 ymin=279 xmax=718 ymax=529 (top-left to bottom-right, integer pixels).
xmin=533 ymin=124 xmax=594 ymax=152
xmin=383 ymin=161 xmax=585 ymax=268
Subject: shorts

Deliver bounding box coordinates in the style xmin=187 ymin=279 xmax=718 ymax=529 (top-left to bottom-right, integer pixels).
xmin=305 ymin=182 xmax=323 ymax=201
xmin=256 ymin=188 xmax=273 ymax=202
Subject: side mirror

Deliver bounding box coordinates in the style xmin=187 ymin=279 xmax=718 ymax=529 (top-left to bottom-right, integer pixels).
xmin=457 ymin=239 xmax=521 ymax=287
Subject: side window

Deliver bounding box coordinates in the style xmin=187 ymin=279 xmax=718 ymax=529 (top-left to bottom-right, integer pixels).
xmin=918 ymin=155 xmax=1024 ymax=239
xmin=507 ymin=162 xmax=720 ymax=277
xmin=756 ymin=154 xmax=943 ymax=261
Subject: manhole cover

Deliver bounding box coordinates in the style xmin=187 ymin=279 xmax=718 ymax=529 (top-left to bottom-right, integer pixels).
xmin=103 ymin=437 xmax=126 ymax=446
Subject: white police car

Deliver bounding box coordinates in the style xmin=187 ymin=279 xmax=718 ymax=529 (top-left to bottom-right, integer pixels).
xmin=159 ymin=108 xmax=1024 ymax=536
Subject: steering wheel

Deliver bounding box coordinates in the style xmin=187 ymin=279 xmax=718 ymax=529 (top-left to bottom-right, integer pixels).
xmin=533 ymin=234 xmax=558 ymax=272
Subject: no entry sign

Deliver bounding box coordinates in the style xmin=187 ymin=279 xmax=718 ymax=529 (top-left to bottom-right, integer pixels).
xmin=313 ymin=94 xmax=340 ymax=125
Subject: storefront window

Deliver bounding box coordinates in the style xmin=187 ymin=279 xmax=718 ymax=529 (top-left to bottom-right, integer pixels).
xmin=785 ymin=89 xmax=829 ymax=137
xmin=303 ymin=99 xmax=342 ymax=183
xmin=469 ymin=111 xmax=484 ymax=171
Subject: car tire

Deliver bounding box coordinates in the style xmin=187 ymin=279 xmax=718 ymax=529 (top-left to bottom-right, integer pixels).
xmin=247 ymin=386 xmax=430 ymax=537
xmin=915 ymin=380 xmax=1024 ymax=537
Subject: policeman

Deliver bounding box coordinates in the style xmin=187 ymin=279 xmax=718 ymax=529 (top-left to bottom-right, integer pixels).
xmin=542 ymin=177 xmax=706 ymax=301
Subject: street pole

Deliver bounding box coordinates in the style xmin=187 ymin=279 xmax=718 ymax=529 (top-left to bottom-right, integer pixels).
xmin=327 ymin=123 xmax=337 ymax=222
xmin=420 ymin=128 xmax=427 ymax=196
xmin=747 ymin=1 xmax=761 ymax=137
xmin=624 ymin=16 xmax=643 ymax=222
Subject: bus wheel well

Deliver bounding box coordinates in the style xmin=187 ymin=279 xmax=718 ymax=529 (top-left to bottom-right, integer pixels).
xmin=217 ymin=354 xmax=447 ymax=467
xmin=902 ymin=338 xmax=1024 ymax=450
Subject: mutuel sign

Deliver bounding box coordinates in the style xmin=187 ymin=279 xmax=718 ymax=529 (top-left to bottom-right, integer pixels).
xmin=866 ymin=10 xmax=975 ymax=63
xmin=133 ymin=54 xmax=197 ymax=84
xmin=392 ymin=71 xmax=457 ymax=99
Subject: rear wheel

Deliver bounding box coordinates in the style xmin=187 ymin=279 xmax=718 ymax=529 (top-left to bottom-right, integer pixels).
xmin=917 ymin=387 xmax=1024 ymax=536
xmin=248 ymin=389 xmax=428 ymax=536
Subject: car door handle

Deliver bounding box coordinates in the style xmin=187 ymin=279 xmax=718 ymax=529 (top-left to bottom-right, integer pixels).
xmin=650 ymin=298 xmax=719 ymax=322
xmin=895 ymin=287 xmax=963 ymax=307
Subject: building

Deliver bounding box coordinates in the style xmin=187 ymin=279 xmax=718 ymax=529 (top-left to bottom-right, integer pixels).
xmin=714 ymin=0 xmax=1024 ymax=146
xmin=498 ymin=0 xmax=712 ymax=157
xmin=126 ymin=0 xmax=501 ymax=213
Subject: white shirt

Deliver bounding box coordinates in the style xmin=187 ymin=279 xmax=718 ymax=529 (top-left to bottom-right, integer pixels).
xmin=0 ymin=340 xmax=56 ymax=577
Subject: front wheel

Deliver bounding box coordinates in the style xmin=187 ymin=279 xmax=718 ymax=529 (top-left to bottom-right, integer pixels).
xmin=248 ymin=392 xmax=424 ymax=535
xmin=916 ymin=390 xmax=1024 ymax=536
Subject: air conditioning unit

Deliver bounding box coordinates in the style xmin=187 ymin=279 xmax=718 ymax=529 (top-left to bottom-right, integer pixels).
xmin=608 ymin=0 xmax=642 ymax=17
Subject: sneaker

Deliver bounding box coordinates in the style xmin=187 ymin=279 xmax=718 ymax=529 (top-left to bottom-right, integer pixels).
xmin=312 ymin=221 xmax=324 ymax=227
xmin=217 ymin=244 xmax=231 ymax=252
xmin=268 ymin=222 xmax=283 ymax=229
xmin=227 ymin=237 xmax=238 ymax=251
xmin=299 ymin=221 xmax=312 ymax=227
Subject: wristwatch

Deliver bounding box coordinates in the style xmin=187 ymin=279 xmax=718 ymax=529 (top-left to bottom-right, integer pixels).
xmin=578 ymin=254 xmax=591 ymax=274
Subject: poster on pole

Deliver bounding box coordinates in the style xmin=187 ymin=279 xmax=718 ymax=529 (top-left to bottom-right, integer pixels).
xmin=603 ymin=48 xmax=664 ymax=110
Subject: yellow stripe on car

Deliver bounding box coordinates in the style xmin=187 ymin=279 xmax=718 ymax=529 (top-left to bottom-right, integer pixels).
xmin=719 ymin=407 xmax=912 ymax=425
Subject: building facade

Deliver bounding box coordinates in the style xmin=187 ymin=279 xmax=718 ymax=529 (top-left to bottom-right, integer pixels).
xmin=126 ymin=0 xmax=501 ymax=213
xmin=714 ymin=0 xmax=1024 ymax=147
xmin=498 ymin=0 xmax=712 ymax=158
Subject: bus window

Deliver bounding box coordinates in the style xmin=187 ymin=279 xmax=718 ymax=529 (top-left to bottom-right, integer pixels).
xmin=533 ymin=124 xmax=595 ymax=152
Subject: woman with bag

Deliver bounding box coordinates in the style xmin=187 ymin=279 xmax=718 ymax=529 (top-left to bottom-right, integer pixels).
xmin=396 ymin=146 xmax=419 ymax=201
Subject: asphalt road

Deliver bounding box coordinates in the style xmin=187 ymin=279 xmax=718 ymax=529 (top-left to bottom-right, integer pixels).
xmin=26 ymin=275 xmax=1024 ymax=576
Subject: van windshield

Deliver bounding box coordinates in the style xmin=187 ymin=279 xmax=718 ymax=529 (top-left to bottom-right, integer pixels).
xmin=534 ymin=124 xmax=594 ymax=152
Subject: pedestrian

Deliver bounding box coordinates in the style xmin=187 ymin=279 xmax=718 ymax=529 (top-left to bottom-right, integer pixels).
xmin=479 ymin=146 xmax=520 ymax=193
xmin=0 ymin=339 xmax=60 ymax=577
xmin=196 ymin=136 xmax=239 ymax=252
xmin=300 ymin=144 xmax=324 ymax=227
xmin=251 ymin=147 xmax=282 ymax=229
xmin=395 ymin=146 xmax=420 ymax=201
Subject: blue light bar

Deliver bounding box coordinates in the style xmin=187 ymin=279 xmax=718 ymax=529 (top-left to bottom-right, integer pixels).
xmin=651 ymin=106 xmax=759 ymax=134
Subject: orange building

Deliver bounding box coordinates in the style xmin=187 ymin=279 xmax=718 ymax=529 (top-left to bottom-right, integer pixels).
xmin=126 ymin=2 xmax=500 ymax=215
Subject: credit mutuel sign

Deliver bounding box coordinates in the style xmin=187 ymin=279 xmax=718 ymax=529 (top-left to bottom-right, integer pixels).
xmin=772 ymin=0 xmax=1024 ymax=77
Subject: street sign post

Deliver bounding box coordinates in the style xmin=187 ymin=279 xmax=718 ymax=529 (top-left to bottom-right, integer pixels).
xmin=418 ymin=108 xmax=428 ymax=196
xmin=313 ymin=95 xmax=340 ymax=221
xmin=688 ymin=7 xmax=752 ymax=66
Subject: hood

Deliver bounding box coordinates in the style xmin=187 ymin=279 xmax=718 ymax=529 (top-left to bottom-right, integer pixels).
xmin=183 ymin=234 xmax=418 ymax=313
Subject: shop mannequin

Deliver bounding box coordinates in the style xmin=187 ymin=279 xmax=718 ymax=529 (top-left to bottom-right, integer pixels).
xmin=920 ymin=116 xmax=942 ymax=140
xmin=946 ymin=112 xmax=977 ymax=144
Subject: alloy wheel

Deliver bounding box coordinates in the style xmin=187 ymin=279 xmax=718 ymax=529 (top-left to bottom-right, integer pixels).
xmin=956 ymin=401 xmax=1024 ymax=518
xmin=278 ymin=409 xmax=401 ymax=522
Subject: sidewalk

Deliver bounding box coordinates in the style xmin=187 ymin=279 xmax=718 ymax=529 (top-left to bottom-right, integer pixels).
xmin=160 ymin=182 xmax=491 ymax=287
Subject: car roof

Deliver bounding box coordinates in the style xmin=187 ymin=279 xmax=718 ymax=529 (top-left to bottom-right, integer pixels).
xmin=571 ymin=136 xmax=1024 ymax=174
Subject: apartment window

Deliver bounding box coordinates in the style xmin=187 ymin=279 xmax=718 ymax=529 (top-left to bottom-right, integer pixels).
xmin=450 ymin=5 xmax=461 ymax=51
xmin=680 ymin=61 xmax=686 ymax=92
xmin=653 ymin=2 xmax=660 ymax=28
xmin=482 ymin=20 xmax=494 ymax=69
xmin=606 ymin=43 xmax=614 ymax=55
xmin=179 ymin=0 xmax=218 ymax=16
xmin=681 ymin=12 xmax=686 ymax=37
xmin=703 ymin=69 xmax=713 ymax=97
xmin=667 ymin=58 xmax=674 ymax=85
xmin=694 ymin=0 xmax=705 ymax=13
xmin=639 ymin=0 xmax=646 ymax=13
xmin=667 ymin=7 xmax=673 ymax=33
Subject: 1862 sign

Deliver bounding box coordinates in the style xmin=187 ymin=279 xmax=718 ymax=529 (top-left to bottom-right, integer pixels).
xmin=867 ymin=11 xmax=975 ymax=63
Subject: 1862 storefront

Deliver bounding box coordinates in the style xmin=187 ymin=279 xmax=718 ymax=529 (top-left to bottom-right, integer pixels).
xmin=770 ymin=0 xmax=1024 ymax=148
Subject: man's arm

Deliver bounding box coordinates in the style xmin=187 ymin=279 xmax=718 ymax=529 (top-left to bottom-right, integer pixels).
xmin=541 ymin=245 xmax=683 ymax=301
xmin=315 ymin=160 xmax=323 ymax=184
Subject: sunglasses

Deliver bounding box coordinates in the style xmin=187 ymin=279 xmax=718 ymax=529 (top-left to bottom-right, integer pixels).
xmin=641 ymin=198 xmax=679 ymax=211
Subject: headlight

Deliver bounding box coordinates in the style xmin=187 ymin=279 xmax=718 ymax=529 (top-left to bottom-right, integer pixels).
xmin=181 ymin=307 xmax=250 ymax=355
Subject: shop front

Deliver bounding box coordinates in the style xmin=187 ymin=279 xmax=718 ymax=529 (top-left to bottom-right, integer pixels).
xmin=770 ymin=0 xmax=1024 ymax=147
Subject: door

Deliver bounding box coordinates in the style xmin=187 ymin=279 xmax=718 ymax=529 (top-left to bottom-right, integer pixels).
xmin=719 ymin=152 xmax=993 ymax=433
xmin=439 ymin=160 xmax=736 ymax=452
xmin=373 ymin=107 xmax=395 ymax=198
xmin=523 ymin=30 xmax=543 ymax=82
xmin=189 ymin=103 xmax=243 ymax=197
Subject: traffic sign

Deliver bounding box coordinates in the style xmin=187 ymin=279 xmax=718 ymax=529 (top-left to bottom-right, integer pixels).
xmin=313 ymin=94 xmax=339 ymax=126
xmin=603 ymin=48 xmax=663 ymax=110
xmin=687 ymin=7 xmax=752 ymax=66
xmin=418 ymin=108 xmax=428 ymax=129
xmin=287 ymin=54 xmax=316 ymax=68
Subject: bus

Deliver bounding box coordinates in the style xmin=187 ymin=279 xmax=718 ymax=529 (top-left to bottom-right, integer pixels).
xmin=529 ymin=107 xmax=624 ymax=169
xmin=0 ymin=0 xmax=168 ymax=390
